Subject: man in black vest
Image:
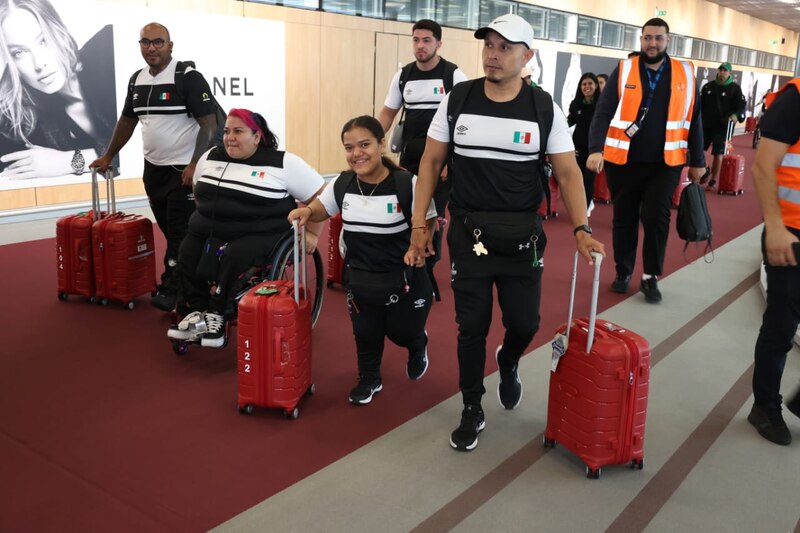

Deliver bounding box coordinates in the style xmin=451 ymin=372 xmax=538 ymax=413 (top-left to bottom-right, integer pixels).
xmin=378 ymin=20 xmax=468 ymax=301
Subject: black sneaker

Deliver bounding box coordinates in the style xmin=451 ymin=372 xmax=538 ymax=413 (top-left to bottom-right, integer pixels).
xmin=349 ymin=377 xmax=383 ymax=405
xmin=611 ymin=274 xmax=631 ymax=293
xmin=748 ymin=403 xmax=791 ymax=445
xmin=707 ymin=179 xmax=717 ymax=189
xmin=200 ymin=312 xmax=226 ymax=348
xmin=407 ymin=346 xmax=429 ymax=381
xmin=450 ymin=404 xmax=486 ymax=451
xmin=495 ymin=345 xmax=522 ymax=410
xmin=786 ymin=390 xmax=800 ymax=419
xmin=640 ymin=276 xmax=662 ymax=303
xmin=151 ymin=285 xmax=177 ymax=312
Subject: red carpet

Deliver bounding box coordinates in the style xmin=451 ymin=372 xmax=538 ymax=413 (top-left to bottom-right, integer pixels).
xmin=0 ymin=134 xmax=763 ymax=531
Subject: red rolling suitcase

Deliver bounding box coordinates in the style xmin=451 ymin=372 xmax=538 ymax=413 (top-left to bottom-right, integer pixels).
xmin=544 ymin=252 xmax=650 ymax=479
xmin=326 ymin=214 xmax=344 ymax=287
xmin=537 ymin=174 xmax=559 ymax=219
xmin=56 ymin=168 xmax=107 ymax=301
xmin=91 ymin=171 xmax=157 ymax=309
xmin=237 ymin=221 xmax=314 ymax=419
xmin=593 ymin=170 xmax=611 ymax=204
xmin=745 ymin=116 xmax=757 ymax=133
xmin=718 ymin=121 xmax=745 ymax=196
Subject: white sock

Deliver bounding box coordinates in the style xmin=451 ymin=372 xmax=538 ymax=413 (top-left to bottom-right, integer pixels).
xmin=642 ymin=274 xmax=653 ymax=280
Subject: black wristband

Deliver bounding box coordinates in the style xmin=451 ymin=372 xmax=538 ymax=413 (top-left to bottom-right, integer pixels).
xmin=573 ymin=224 xmax=592 ymax=236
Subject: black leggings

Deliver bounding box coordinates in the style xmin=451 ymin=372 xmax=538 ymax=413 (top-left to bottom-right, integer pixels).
xmin=347 ymin=267 xmax=433 ymax=380
xmin=452 ymin=270 xmax=543 ymax=406
xmin=142 ymin=160 xmax=195 ymax=288
xmin=176 ymin=232 xmax=282 ymax=316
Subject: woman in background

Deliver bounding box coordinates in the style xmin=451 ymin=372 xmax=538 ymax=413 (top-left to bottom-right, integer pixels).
xmin=567 ymin=72 xmax=600 ymax=211
xmin=289 ymin=116 xmax=437 ymax=406
xmin=0 ymin=0 xmax=115 ymax=179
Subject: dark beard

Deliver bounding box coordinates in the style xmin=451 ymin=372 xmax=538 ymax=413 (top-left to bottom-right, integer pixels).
xmin=642 ymin=50 xmax=666 ymax=64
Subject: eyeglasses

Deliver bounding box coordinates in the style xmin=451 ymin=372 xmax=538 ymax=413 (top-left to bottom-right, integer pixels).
xmin=138 ymin=38 xmax=166 ymax=49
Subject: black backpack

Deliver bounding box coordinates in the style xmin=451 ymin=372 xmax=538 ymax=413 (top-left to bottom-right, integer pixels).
xmin=333 ymin=169 xmax=414 ymax=227
xmin=128 ymin=61 xmax=226 ymax=147
xmin=676 ymin=182 xmax=714 ymax=261
xmin=445 ymin=79 xmax=554 ymax=163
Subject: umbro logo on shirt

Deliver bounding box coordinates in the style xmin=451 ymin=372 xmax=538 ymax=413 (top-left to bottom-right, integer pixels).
xmin=342 ymin=200 xmax=350 ymax=210
xmin=405 ymin=88 xmax=413 ymax=96
xmin=513 ymin=131 xmax=532 ymax=144
xmin=456 ymin=125 xmax=468 ymax=135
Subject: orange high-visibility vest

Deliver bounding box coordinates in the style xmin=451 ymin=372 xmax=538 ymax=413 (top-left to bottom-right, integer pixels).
xmin=765 ymin=78 xmax=800 ymax=229
xmin=604 ymin=58 xmax=696 ymax=166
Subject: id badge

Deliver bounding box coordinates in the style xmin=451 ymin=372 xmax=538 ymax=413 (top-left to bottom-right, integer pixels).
xmin=625 ymin=122 xmax=640 ymax=139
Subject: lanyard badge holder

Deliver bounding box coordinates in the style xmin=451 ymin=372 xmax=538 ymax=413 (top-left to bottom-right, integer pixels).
xmin=626 ymin=61 xmax=665 ymax=139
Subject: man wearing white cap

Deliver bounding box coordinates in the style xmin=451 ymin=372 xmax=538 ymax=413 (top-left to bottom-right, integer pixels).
xmin=408 ymin=14 xmax=605 ymax=452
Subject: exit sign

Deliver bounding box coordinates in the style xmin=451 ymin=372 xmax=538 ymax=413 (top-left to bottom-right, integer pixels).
xmin=655 ymin=9 xmax=667 ymax=16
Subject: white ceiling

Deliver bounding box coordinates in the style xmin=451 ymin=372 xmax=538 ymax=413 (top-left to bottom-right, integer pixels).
xmin=708 ymin=0 xmax=800 ymax=33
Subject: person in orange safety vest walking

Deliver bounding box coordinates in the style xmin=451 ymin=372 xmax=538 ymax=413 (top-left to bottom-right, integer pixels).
xmin=587 ymin=17 xmax=706 ymax=304
xmin=747 ymin=79 xmax=800 ymax=446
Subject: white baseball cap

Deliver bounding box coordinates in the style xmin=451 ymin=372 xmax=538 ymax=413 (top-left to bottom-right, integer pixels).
xmin=474 ymin=14 xmax=534 ymax=49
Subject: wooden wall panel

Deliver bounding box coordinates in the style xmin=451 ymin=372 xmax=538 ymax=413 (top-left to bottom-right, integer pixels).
xmin=285 ymin=23 xmax=322 ymax=169
xmin=0 ymin=189 xmax=37 ymax=211
xmin=35 ymin=178 xmax=145 ymax=206
xmin=318 ymin=27 xmax=376 ymax=173
xmin=375 ymin=33 xmax=400 ymax=119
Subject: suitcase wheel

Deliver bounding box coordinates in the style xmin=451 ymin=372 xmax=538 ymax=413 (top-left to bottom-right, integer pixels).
xmin=239 ymin=404 xmax=254 ymax=415
xmin=58 ymin=292 xmax=68 ymax=301
xmin=100 ymin=298 xmax=109 ymax=306
xmin=542 ymin=436 xmax=556 ymax=448
xmin=586 ymin=466 xmax=601 ymax=480
xmin=89 ymin=296 xmax=97 ymax=304
xmin=326 ymin=281 xmax=336 ymax=289
xmin=630 ymin=459 xmax=644 ymax=470
xmin=171 ymin=340 xmax=189 ymax=356
xmin=125 ymin=301 xmax=135 ymax=310
xmin=285 ymin=407 xmax=300 ymax=420
xmin=306 ymin=383 xmax=316 ymax=396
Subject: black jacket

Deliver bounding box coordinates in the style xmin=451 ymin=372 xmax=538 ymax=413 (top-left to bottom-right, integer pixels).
xmin=700 ymin=80 xmax=746 ymax=130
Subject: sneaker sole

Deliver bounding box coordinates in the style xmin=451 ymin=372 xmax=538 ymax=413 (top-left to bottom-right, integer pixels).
xmin=200 ymin=336 xmax=227 ymax=348
xmin=349 ymin=383 xmax=383 ymax=405
xmin=449 ymin=420 xmax=486 ymax=451
xmin=495 ymin=346 xmax=523 ymax=410
xmin=168 ymin=328 xmax=197 ymax=341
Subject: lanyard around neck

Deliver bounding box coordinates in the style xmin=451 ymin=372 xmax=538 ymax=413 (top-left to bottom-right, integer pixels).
xmin=642 ymin=60 xmax=666 ymax=114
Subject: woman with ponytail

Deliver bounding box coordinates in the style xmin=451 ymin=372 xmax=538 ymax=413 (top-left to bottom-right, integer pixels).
xmin=289 ymin=115 xmax=437 ymax=405
xmin=168 ymin=108 xmax=324 ymax=348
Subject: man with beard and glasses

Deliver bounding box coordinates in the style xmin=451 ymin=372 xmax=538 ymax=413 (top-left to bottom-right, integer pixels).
xmin=587 ymin=17 xmax=705 ymax=304
xmin=91 ymin=22 xmax=218 ymax=313
xmin=378 ymin=19 xmax=468 ymax=301
xmin=408 ymin=14 xmax=605 ymax=452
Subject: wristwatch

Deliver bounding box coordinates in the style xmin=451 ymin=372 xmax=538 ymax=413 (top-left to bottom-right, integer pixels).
xmin=70 ymin=149 xmax=85 ymax=175
xmin=573 ymin=224 xmax=593 ymax=236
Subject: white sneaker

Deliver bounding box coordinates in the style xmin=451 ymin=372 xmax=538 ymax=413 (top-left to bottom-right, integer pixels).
xmin=167 ymin=311 xmax=206 ymax=341
xmin=587 ymin=200 xmax=595 ymax=218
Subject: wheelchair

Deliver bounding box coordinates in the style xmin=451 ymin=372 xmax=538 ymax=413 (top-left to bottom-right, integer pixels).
xmin=169 ymin=228 xmax=325 ymax=355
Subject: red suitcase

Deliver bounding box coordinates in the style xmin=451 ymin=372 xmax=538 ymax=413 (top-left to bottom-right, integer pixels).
xmin=593 ymin=170 xmax=611 ymax=204
xmin=538 ymin=174 xmax=560 ymax=219
xmin=91 ymin=172 xmax=157 ymax=309
xmin=544 ymin=252 xmax=650 ymax=479
xmin=718 ymin=121 xmax=745 ymax=196
xmin=745 ymin=116 xmax=757 ymax=133
xmin=326 ymin=213 xmax=344 ymax=287
xmin=237 ymin=222 xmax=314 ymax=419
xmin=56 ymin=168 xmax=108 ymax=301
xmin=672 ymin=168 xmax=691 ymax=208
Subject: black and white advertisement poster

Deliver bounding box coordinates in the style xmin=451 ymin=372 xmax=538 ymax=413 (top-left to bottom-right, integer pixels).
xmin=0 ymin=0 xmax=285 ymax=191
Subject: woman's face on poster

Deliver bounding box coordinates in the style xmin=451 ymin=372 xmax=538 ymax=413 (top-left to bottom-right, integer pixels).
xmin=3 ymin=8 xmax=67 ymax=95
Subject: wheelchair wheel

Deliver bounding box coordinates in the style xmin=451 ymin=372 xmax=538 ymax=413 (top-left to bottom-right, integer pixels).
xmin=268 ymin=238 xmax=325 ymax=328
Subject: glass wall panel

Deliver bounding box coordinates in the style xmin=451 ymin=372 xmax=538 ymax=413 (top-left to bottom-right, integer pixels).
xmin=479 ymin=0 xmax=514 ymax=28
xmin=549 ymin=11 xmax=576 ymax=42
xmin=623 ymin=25 xmax=640 ymax=51
xmin=518 ymin=4 xmax=548 ymax=41
xmin=385 ymin=0 xmax=436 ymax=22
xmin=248 ymin=0 xmax=320 ymax=8
xmin=322 ymin=0 xmax=383 ymax=17
xmin=576 ymin=16 xmax=600 ymax=46
xmin=601 ymin=21 xmax=623 ymax=48
xmin=436 ymin=0 xmax=478 ymax=29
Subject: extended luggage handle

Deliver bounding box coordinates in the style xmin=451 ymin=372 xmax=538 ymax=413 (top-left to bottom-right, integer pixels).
xmin=290 ymin=219 xmax=307 ymax=305
xmin=565 ymin=251 xmax=604 ymax=353
xmin=724 ymin=120 xmax=735 ymax=156
xmin=90 ymin=167 xmax=116 ymax=221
